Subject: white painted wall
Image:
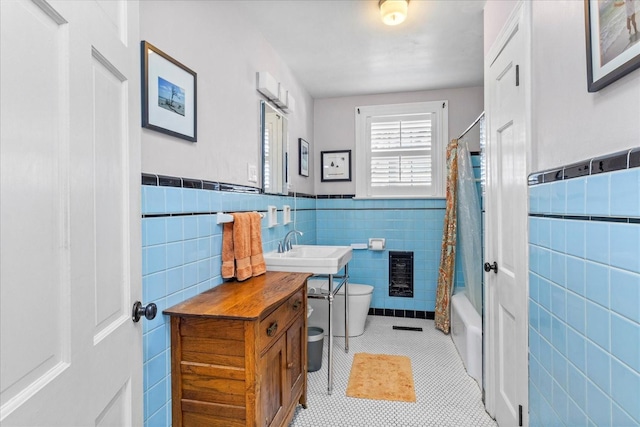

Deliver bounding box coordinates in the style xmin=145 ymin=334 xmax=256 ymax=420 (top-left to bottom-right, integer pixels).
xmin=530 ymin=0 xmax=640 ymax=172
xmin=313 ymin=87 xmax=484 ymax=195
xmin=140 ymin=1 xmax=314 ymax=194
xmin=485 ymin=0 xmax=640 ymax=173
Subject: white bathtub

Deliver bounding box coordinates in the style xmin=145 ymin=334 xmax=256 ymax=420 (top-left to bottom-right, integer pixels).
xmin=451 ymin=291 xmax=482 ymax=387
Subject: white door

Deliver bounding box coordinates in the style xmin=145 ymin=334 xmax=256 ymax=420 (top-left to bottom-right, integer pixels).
xmin=1 ymin=1 xmax=142 ymax=425
xmin=484 ymin=2 xmax=530 ymax=426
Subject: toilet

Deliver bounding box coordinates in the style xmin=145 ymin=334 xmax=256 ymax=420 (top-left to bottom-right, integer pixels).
xmin=307 ymin=279 xmax=374 ymax=337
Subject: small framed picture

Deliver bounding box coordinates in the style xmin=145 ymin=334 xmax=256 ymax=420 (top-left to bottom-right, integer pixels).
xmin=299 ymin=138 xmax=309 ymax=177
xmin=321 ymin=150 xmax=351 ymax=182
xmin=141 ymin=41 xmax=197 ymax=141
xmin=584 ymin=0 xmax=640 ymax=92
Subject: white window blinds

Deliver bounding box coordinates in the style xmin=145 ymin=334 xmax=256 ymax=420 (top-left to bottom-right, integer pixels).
xmin=370 ymin=114 xmax=433 ymax=187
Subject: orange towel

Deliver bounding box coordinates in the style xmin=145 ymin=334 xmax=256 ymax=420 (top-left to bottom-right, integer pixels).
xmin=221 ymin=222 xmax=235 ymax=279
xmin=249 ymin=212 xmax=266 ymax=277
xmin=233 ymin=213 xmax=252 ymax=281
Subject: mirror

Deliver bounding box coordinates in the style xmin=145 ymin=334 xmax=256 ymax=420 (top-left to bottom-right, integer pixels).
xmin=261 ymin=101 xmax=288 ymax=194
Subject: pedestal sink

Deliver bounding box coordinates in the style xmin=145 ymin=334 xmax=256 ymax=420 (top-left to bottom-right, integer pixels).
xmin=263 ymin=245 xmax=352 ymax=275
xmin=263 ymin=244 xmax=352 ymax=395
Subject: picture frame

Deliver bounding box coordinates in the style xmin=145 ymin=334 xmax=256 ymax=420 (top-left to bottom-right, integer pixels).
xmin=141 ymin=41 xmax=197 ymax=141
xmin=321 ymin=150 xmax=351 ymax=182
xmin=585 ymin=0 xmax=640 ymax=92
xmin=298 ymin=138 xmax=309 ymax=177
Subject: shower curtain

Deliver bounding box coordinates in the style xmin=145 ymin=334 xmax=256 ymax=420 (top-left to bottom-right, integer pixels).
xmin=457 ymin=140 xmax=483 ymax=316
xmin=435 ymin=139 xmax=458 ymax=334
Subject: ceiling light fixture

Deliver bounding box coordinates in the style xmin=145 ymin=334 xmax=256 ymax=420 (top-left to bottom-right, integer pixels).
xmin=379 ymin=0 xmax=408 ymax=26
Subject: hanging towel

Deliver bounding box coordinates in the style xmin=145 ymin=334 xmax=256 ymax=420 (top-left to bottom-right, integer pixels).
xmin=220 ymin=212 xmax=265 ymax=281
xmin=233 ymin=212 xmax=253 ymax=281
xmin=249 ymin=212 xmax=266 ymax=277
xmin=221 ymin=222 xmax=235 ymax=279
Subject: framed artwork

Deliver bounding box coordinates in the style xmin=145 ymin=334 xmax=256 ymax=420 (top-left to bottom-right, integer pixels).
xmin=141 ymin=41 xmax=197 ymax=141
xmin=299 ymin=138 xmax=309 ymax=177
xmin=585 ymin=0 xmax=640 ymax=92
xmin=321 ymin=150 xmax=351 ymax=182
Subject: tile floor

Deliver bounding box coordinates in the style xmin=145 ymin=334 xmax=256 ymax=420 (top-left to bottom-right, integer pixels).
xmin=290 ymin=316 xmax=497 ymax=427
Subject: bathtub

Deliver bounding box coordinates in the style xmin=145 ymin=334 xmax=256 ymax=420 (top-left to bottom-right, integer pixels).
xmin=451 ymin=291 xmax=482 ymax=387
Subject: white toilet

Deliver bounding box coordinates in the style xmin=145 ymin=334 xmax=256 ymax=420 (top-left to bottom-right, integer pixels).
xmin=307 ymin=279 xmax=374 ymax=337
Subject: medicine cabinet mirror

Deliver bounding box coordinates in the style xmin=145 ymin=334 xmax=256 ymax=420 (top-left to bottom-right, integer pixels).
xmin=261 ymin=101 xmax=288 ymax=195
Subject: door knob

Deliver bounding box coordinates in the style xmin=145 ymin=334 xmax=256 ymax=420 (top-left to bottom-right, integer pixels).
xmin=132 ymin=301 xmax=157 ymax=323
xmin=484 ymin=261 xmax=498 ymax=274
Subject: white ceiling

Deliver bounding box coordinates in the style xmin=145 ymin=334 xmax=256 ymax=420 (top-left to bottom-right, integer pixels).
xmin=234 ymin=0 xmax=485 ymax=99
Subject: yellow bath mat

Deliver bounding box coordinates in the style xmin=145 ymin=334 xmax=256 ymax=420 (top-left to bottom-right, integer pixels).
xmin=346 ymin=353 xmax=416 ymax=402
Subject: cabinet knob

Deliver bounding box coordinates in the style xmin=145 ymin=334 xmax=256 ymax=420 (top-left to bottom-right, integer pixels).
xmin=292 ymin=300 xmax=302 ymax=310
xmin=287 ymin=362 xmax=293 ymax=369
xmin=266 ymin=322 xmax=278 ymax=337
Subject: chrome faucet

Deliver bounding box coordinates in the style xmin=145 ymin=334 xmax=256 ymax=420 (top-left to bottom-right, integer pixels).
xmin=280 ymin=230 xmax=303 ymax=252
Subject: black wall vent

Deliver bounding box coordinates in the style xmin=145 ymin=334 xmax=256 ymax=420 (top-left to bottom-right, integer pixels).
xmin=389 ymin=251 xmax=414 ymax=298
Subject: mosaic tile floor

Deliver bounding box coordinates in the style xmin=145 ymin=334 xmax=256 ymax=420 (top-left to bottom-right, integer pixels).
xmin=290 ymin=316 xmax=497 ymax=427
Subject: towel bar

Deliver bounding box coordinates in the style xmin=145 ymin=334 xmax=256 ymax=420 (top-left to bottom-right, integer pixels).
xmin=216 ymin=212 xmax=265 ymax=224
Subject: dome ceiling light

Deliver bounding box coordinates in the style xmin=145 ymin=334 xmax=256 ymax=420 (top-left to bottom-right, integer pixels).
xmin=379 ymin=0 xmax=409 ymax=26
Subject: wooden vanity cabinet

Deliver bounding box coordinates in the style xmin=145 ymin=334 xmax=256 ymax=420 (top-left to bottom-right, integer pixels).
xmin=163 ymin=271 xmax=311 ymax=427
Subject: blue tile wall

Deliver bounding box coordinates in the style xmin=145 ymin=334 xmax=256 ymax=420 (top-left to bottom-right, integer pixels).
xmin=141 ymin=186 xmax=316 ymax=427
xmin=528 ymin=169 xmax=640 ymax=426
xmin=315 ymin=198 xmax=446 ymax=312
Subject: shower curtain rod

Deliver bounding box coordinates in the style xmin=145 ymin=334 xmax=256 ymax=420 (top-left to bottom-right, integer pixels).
xmin=458 ymin=111 xmax=485 ymax=140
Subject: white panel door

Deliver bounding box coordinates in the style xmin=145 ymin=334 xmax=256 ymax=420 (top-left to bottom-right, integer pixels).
xmin=485 ymin=2 xmax=530 ymax=426
xmin=0 ymin=0 xmax=142 ymax=425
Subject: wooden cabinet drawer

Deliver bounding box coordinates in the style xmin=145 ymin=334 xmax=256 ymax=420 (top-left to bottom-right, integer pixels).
xmin=259 ymin=289 xmax=304 ymax=353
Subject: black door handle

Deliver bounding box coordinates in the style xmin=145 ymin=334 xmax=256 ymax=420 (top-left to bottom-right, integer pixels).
xmin=484 ymin=261 xmax=498 ymax=274
xmin=132 ymin=301 xmax=157 ymax=323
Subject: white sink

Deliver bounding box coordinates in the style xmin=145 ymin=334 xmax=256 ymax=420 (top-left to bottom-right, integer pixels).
xmin=264 ymin=245 xmax=352 ymax=275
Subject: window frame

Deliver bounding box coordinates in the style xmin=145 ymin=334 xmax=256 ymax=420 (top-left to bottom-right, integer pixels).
xmin=355 ymin=101 xmax=448 ymax=199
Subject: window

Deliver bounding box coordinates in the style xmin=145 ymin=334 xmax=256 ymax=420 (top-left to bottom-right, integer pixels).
xmin=355 ymin=101 xmax=448 ymax=198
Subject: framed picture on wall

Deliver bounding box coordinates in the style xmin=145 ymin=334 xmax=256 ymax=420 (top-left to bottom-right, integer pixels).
xmin=321 ymin=150 xmax=351 ymax=182
xmin=585 ymin=0 xmax=640 ymax=92
xmin=299 ymin=138 xmax=309 ymax=177
xmin=141 ymin=41 xmax=198 ymax=141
